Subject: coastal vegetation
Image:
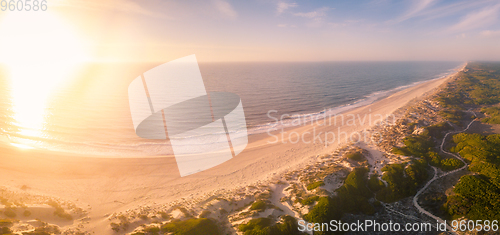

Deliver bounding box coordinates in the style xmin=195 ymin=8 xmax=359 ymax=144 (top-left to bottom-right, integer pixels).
xmin=160 ymin=218 xmax=219 ymax=235
xmin=303 ymin=167 xmax=375 ymax=234
xmin=444 ymin=133 xmax=500 ymax=220
xmin=376 ymin=160 xmax=428 ymax=202
xmin=377 ymin=62 xmax=500 ymax=224
xmin=300 ymin=195 xmax=320 ymax=206
xmin=391 ymin=128 xmax=462 ymax=172
xmin=437 ymin=62 xmax=500 ymax=108
xmin=345 ymin=148 xmax=366 ymax=162
xmin=238 ymin=215 xmax=305 ymax=235
xmin=48 ymin=200 xmax=73 ymax=221
xmin=425 ymin=122 xmax=453 ymax=139
xmin=481 ymin=107 xmax=500 ymax=124
xmin=306 ymin=181 xmax=325 ymax=191
xmin=367 ymin=174 xmax=384 ymax=192
xmin=391 ymin=132 xmax=434 ymax=158
xmin=250 ymin=200 xmax=267 ymax=212
xmin=0 ymin=189 xmax=85 ymax=234
xmin=433 ymin=62 xmax=500 ymax=222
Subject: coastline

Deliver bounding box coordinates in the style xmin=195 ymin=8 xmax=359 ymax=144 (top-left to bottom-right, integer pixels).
xmin=0 ymin=63 xmax=466 ymax=234
xmin=246 ymin=63 xmax=465 ymax=137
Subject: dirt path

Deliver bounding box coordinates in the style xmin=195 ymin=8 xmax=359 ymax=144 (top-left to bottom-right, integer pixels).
xmin=412 ymin=110 xmax=477 ymax=234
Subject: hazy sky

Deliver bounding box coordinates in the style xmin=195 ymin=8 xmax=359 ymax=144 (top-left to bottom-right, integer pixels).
xmin=6 ymin=0 xmax=500 ymax=62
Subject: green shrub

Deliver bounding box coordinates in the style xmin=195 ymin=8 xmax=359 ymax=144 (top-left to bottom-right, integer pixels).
xmin=481 ymin=107 xmax=500 ymax=124
xmin=256 ymin=191 xmax=271 ymax=200
xmin=436 ymin=64 xmax=500 ymax=109
xmin=426 ymin=151 xmax=441 ymax=167
xmin=301 ymin=196 xmax=319 ymax=205
xmin=238 ymin=217 xmax=273 ymax=233
xmin=367 ymin=174 xmax=384 ymax=192
xmin=376 ymin=161 xmax=428 ymax=203
xmin=425 ymin=122 xmax=452 ymax=139
xmin=130 ymin=232 xmax=145 ymax=235
xmin=451 ymin=133 xmax=500 ymax=186
xmin=340 ymin=168 xmax=372 ymax=198
xmin=392 ymin=133 xmax=434 ymax=158
xmin=143 ymin=226 xmax=160 ymax=234
xmin=440 ymin=158 xmax=463 ymax=171
xmin=158 ymin=211 xmax=170 ymax=219
xmin=23 ymin=225 xmax=60 ymax=235
xmin=304 ymin=168 xmax=376 ymax=234
xmin=48 ymin=200 xmax=73 ymax=220
xmin=306 ymin=181 xmax=324 ymax=191
xmin=161 ymin=218 xmax=219 ymax=235
xmin=446 ymin=130 xmax=500 ymax=220
xmin=444 ymin=195 xmax=470 ymax=217
xmin=303 ymin=197 xmax=341 ymax=227
xmin=346 ymin=152 xmax=364 ymax=161
xmin=391 ymin=147 xmax=408 ymax=156
xmin=110 ymin=222 xmax=120 ymax=232
xmin=270 ymin=215 xmax=305 ymax=235
xmin=250 ymin=200 xmax=267 ymax=211
xmin=446 ymin=175 xmax=500 ymax=220
xmin=439 ymin=110 xmax=464 ymax=125
xmin=238 ymin=216 xmax=304 ymax=235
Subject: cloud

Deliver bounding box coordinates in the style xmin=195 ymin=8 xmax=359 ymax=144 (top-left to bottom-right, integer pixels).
xmin=448 ymin=4 xmax=500 ymax=33
xmin=276 ymin=2 xmax=298 ymax=15
xmin=391 ymin=0 xmax=436 ymax=23
xmin=293 ymin=6 xmax=330 ymax=19
xmin=212 ymin=0 xmax=238 ymax=19
xmin=418 ymin=0 xmax=495 ymax=21
xmin=292 ymin=7 xmax=331 ymax=27
xmin=480 ymin=30 xmax=500 ymax=37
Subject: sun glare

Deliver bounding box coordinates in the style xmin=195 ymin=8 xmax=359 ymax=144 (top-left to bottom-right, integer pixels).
xmin=0 ymin=11 xmax=89 ymax=147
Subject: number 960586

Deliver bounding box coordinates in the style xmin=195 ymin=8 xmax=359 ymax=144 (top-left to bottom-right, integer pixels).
xmin=1 ymin=0 xmax=47 ymax=11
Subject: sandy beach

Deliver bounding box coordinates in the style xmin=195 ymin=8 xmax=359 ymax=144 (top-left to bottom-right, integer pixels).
xmin=0 ymin=65 xmax=463 ymax=233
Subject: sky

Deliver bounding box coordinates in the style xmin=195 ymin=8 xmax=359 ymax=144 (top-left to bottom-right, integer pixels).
xmin=2 ymin=0 xmax=500 ymax=62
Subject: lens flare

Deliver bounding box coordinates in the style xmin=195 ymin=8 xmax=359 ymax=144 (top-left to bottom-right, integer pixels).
xmin=0 ymin=11 xmax=89 ymax=148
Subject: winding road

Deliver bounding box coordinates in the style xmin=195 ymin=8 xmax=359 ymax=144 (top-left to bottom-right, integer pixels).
xmin=412 ymin=110 xmax=477 ymax=234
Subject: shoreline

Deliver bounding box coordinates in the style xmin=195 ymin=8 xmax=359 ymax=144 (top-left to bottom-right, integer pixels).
xmin=246 ymin=63 xmax=465 ymax=137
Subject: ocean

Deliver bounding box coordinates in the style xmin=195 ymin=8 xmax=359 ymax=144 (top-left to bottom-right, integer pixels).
xmin=0 ymin=61 xmax=463 ymax=157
